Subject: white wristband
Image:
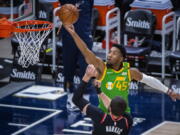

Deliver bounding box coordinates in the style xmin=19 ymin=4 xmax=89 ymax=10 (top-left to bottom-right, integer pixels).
xmin=140 ymin=73 xmax=168 ymax=93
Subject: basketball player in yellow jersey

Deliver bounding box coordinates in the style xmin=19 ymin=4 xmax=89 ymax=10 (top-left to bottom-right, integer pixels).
xmin=64 ymin=24 xmax=180 ymax=113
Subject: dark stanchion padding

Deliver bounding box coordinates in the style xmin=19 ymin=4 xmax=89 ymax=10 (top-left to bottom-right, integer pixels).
xmin=0 ymin=81 xmax=34 ymax=99
xmin=169 ymin=25 xmax=180 ymax=78
xmin=169 ymin=51 xmax=180 ymax=77
xmin=123 ymin=9 xmax=156 ymax=71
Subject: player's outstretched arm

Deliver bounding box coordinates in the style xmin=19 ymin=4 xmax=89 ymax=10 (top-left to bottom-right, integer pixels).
xmin=130 ymin=68 xmax=180 ymax=101
xmin=73 ymin=65 xmax=98 ymax=113
xmin=64 ymin=24 xmax=105 ymax=77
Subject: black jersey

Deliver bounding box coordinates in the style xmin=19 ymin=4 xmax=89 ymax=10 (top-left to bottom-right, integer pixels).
xmin=86 ymin=105 xmax=133 ymax=135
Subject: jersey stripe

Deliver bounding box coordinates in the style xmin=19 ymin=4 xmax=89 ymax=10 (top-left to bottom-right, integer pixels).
xmin=124 ymin=117 xmax=129 ymax=129
xmin=100 ymin=114 xmax=107 ymax=124
xmin=98 ymin=65 xmax=107 ymax=82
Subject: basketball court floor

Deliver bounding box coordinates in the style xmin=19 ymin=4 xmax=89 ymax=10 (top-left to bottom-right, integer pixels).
xmin=0 ymin=38 xmax=179 ymax=135
xmin=0 ymin=82 xmax=180 ymax=135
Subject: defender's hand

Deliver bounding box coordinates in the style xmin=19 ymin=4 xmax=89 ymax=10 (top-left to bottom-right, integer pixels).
xmin=83 ymin=64 xmax=98 ymax=82
xmin=94 ymin=80 xmax=101 ymax=88
xmin=85 ymin=64 xmax=97 ymax=78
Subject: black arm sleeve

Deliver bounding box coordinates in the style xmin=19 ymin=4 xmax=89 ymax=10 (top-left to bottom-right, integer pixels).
xmin=72 ymin=81 xmax=89 ymax=111
xmin=95 ymin=87 xmax=102 ymax=94
xmin=124 ymin=113 xmax=133 ymax=133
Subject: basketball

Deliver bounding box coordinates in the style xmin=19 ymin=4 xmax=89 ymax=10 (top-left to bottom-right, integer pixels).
xmin=57 ymin=4 xmax=79 ymax=25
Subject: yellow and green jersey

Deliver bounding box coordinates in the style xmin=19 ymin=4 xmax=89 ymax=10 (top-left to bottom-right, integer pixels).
xmin=98 ymin=62 xmax=131 ymax=113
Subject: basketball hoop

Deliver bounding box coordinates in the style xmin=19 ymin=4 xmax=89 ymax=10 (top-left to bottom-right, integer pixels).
xmin=0 ymin=19 xmax=53 ymax=68
xmin=13 ymin=20 xmax=53 ymax=68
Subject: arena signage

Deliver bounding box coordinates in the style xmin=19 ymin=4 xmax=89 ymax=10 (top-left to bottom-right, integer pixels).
xmin=56 ymin=72 xmax=81 ymax=85
xmin=36 ymin=1 xmax=53 ymax=21
xmin=56 ymin=67 xmax=81 ymax=85
xmin=11 ymin=69 xmax=36 ymax=80
xmin=126 ymin=17 xmax=150 ymax=29
xmin=10 ymin=61 xmax=38 ymax=81
xmin=124 ymin=9 xmax=156 ymax=35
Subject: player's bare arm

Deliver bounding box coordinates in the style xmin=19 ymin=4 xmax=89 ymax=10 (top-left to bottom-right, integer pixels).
xmin=64 ymin=24 xmax=105 ymax=78
xmin=130 ymin=68 xmax=179 ymax=100
xmin=80 ymin=64 xmax=98 ymax=114
xmin=98 ymin=93 xmax=111 ymax=109
xmin=94 ymin=80 xmax=111 ymax=109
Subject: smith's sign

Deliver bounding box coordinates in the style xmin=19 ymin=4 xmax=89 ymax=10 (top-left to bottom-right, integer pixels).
xmin=126 ymin=17 xmax=150 ymax=29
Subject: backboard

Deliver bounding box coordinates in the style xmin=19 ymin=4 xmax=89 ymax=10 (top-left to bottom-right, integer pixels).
xmin=0 ymin=0 xmax=35 ymax=21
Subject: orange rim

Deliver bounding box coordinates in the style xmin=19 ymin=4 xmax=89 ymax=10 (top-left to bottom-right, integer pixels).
xmin=13 ymin=20 xmax=53 ymax=32
xmin=0 ymin=18 xmax=13 ymax=38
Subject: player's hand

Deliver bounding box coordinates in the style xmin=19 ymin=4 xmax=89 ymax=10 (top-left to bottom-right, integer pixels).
xmin=83 ymin=64 xmax=98 ymax=82
xmin=85 ymin=64 xmax=98 ymax=78
xmin=167 ymin=89 xmax=180 ymax=101
xmin=63 ymin=24 xmax=75 ymax=35
xmin=94 ymin=80 xmax=101 ymax=94
xmin=94 ymin=80 xmax=101 ymax=88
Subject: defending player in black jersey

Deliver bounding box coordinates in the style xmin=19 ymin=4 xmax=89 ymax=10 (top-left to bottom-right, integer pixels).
xmin=73 ymin=64 xmax=133 ymax=135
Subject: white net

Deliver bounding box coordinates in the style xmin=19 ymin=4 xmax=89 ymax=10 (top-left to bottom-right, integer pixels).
xmin=14 ymin=21 xmax=52 ymax=68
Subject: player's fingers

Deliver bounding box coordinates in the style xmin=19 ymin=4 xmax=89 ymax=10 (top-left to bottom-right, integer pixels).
xmin=175 ymin=94 xmax=180 ymax=100
xmin=94 ymin=80 xmax=101 ymax=87
xmin=171 ymin=97 xmax=176 ymax=102
xmin=63 ymin=24 xmax=73 ymax=32
xmin=57 ymin=25 xmax=62 ymax=35
xmin=170 ymin=93 xmax=178 ymax=101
